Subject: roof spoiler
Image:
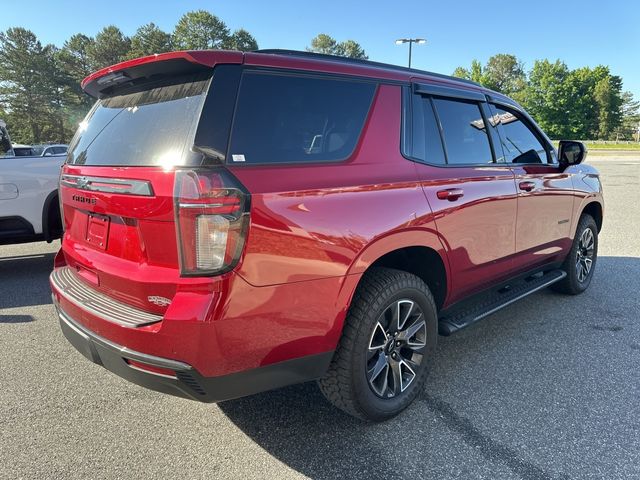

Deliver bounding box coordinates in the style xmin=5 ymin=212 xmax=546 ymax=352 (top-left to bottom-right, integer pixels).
xmin=82 ymin=50 xmax=244 ymax=98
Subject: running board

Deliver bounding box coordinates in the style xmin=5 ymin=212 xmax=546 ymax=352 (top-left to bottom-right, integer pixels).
xmin=438 ymin=269 xmax=566 ymax=336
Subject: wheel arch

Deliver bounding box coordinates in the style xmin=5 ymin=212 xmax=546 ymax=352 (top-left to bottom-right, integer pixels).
xmin=581 ymin=200 xmax=603 ymax=232
xmin=344 ymin=229 xmax=450 ymax=312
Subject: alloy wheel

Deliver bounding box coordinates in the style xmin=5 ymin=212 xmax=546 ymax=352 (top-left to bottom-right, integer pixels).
xmin=366 ymin=299 xmax=427 ymax=398
xmin=576 ymin=227 xmax=595 ymax=283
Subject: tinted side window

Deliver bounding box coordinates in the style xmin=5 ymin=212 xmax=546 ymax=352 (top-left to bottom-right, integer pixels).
xmin=228 ymin=72 xmax=376 ymax=164
xmin=410 ymin=95 xmax=446 ymax=165
xmin=490 ymin=105 xmax=548 ymax=164
xmin=432 ymin=98 xmax=493 ymax=165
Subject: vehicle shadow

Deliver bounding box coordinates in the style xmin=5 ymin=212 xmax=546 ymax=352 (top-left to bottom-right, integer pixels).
xmin=0 ymin=314 xmax=35 ymax=323
xmin=0 ymin=252 xmax=55 ymax=309
xmin=217 ymin=256 xmax=639 ymax=479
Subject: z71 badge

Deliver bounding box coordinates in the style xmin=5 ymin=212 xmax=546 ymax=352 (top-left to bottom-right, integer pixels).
xmin=147 ymin=295 xmax=171 ymax=307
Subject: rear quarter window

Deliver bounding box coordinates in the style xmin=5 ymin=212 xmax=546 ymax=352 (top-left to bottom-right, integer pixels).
xmin=227 ymin=72 xmax=376 ymax=165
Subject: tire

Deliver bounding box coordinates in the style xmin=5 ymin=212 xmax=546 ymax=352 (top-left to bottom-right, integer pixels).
xmin=552 ymin=214 xmax=598 ymax=295
xmin=318 ymin=267 xmax=438 ymax=421
xmin=43 ymin=193 xmax=63 ymax=242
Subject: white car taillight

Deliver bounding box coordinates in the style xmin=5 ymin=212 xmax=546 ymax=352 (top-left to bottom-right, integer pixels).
xmin=174 ymin=169 xmax=249 ymax=276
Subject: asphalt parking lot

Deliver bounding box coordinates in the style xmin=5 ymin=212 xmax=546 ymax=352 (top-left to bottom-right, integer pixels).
xmin=1 ymin=154 xmax=639 ymax=480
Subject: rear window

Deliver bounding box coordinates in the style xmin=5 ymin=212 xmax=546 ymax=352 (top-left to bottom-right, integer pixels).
xmin=227 ymin=72 xmax=376 ymax=165
xmin=67 ymin=74 xmax=211 ymax=167
xmin=13 ymin=147 xmax=35 ymax=156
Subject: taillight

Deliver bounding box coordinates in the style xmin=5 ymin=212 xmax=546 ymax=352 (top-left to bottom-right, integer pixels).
xmin=174 ymin=169 xmax=250 ymax=276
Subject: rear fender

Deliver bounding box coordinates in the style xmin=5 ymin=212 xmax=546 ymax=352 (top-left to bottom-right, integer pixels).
xmin=331 ymin=228 xmax=451 ymax=340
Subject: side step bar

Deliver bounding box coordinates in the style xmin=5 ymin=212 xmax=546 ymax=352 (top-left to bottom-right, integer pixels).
xmin=438 ymin=269 xmax=566 ymax=336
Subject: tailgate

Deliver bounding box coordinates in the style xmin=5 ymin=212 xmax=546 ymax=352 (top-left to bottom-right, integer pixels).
xmin=59 ymin=165 xmax=182 ymax=314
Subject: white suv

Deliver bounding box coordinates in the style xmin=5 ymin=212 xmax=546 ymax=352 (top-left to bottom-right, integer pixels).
xmin=0 ymin=120 xmax=64 ymax=245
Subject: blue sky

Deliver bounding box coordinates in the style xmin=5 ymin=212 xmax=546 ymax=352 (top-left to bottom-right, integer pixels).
xmin=2 ymin=0 xmax=639 ymax=97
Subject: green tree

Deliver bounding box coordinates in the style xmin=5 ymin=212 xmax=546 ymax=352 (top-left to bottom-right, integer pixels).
xmin=0 ymin=27 xmax=59 ymax=143
xmin=173 ymin=10 xmax=230 ymax=50
xmin=592 ymin=73 xmax=623 ymax=139
xmin=226 ymin=28 xmax=258 ymax=51
xmin=336 ymin=40 xmax=368 ymax=59
xmin=307 ymin=34 xmax=367 ymax=59
xmin=452 ymin=60 xmax=486 ymax=84
xmin=561 ymin=65 xmax=623 ymax=139
xmin=57 ymin=34 xmax=94 ymax=82
xmin=482 ymin=54 xmax=526 ymax=97
xmin=452 ymin=66 xmax=470 ymax=79
xmin=88 ymin=26 xmax=131 ymax=69
xmin=129 ymin=23 xmax=172 ymax=58
xmin=523 ymin=59 xmax=572 ymax=138
xmin=56 ymin=33 xmax=95 ymax=113
xmin=308 ymin=34 xmax=338 ymax=55
xmin=41 ymin=45 xmax=75 ymax=142
xmin=620 ymin=91 xmax=640 ymax=140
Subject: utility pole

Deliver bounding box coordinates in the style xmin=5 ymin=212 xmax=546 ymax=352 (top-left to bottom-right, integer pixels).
xmin=395 ymin=38 xmax=426 ymax=68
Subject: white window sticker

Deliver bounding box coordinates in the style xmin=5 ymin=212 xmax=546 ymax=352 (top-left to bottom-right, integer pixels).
xmin=232 ymin=154 xmax=246 ymax=162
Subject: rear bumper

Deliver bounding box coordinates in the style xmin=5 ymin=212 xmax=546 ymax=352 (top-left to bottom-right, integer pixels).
xmin=53 ymin=296 xmax=333 ymax=402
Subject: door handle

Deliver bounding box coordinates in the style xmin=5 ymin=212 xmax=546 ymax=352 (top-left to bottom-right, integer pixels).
xmin=519 ymin=181 xmax=536 ymax=192
xmin=436 ymin=188 xmax=464 ymax=201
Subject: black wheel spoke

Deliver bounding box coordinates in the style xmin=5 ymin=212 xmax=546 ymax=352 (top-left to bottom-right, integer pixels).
xmin=399 ymin=360 xmax=416 ymax=392
xmin=367 ymin=353 xmax=389 ymax=397
xmin=389 ymin=359 xmax=403 ymax=396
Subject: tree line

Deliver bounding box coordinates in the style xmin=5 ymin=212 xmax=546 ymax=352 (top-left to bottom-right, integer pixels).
xmin=1 ymin=12 xmax=635 ymax=144
xmin=453 ymin=54 xmax=639 ymax=141
xmin=0 ymin=11 xmax=367 ymax=145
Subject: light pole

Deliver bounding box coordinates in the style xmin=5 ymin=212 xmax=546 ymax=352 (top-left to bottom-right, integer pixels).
xmin=395 ymin=38 xmax=426 ymax=68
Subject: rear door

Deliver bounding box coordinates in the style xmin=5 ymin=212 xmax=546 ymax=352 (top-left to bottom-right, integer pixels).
xmin=406 ymin=84 xmax=518 ymax=303
xmin=487 ymin=103 xmax=574 ymax=269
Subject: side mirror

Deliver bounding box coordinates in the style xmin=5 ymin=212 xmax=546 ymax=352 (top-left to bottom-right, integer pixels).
xmin=558 ymin=140 xmax=587 ymax=168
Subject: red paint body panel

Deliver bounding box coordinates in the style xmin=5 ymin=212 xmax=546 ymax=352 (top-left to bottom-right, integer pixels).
xmin=51 ymin=269 xmax=358 ymax=377
xmin=52 ymin=50 xmax=604 ymax=394
xmin=510 ymin=164 xmax=576 ymax=270
xmin=414 ymin=163 xmax=519 ymax=303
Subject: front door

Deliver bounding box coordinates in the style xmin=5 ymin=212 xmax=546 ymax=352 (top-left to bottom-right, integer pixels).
xmin=488 ymin=103 xmax=574 ymax=270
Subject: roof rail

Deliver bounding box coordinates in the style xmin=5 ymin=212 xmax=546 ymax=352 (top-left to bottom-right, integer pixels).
xmin=253 ymin=49 xmax=482 ymax=88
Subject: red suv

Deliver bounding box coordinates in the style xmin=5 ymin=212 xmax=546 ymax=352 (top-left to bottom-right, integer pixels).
xmin=50 ymin=50 xmax=603 ymax=421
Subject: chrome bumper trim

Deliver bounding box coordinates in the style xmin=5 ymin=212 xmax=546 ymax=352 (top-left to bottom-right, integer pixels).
xmin=50 ymin=266 xmax=162 ymax=328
